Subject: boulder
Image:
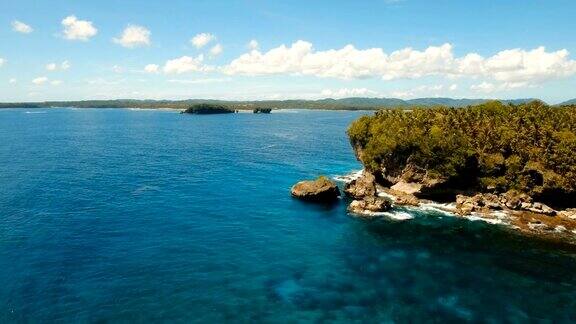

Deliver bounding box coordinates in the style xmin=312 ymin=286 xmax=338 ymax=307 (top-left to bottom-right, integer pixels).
xmin=455 ymin=193 xmax=502 ymax=215
xmin=291 ymin=177 xmax=340 ymax=202
xmin=344 ymin=171 xmax=376 ymax=199
xmin=500 ymin=190 xmax=533 ymax=210
xmin=524 ymin=202 xmax=556 ymax=216
xmin=558 ymin=209 xmax=576 ymax=220
xmin=390 ymin=181 xmax=422 ymax=195
xmin=348 ymin=196 xmax=392 ymax=214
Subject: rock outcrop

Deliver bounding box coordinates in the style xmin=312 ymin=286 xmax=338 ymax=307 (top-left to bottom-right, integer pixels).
xmin=455 ymin=191 xmax=556 ymax=216
xmin=344 ymin=171 xmax=376 ymax=199
xmin=253 ymin=108 xmax=272 ymax=114
xmin=348 ymin=196 xmax=392 ymax=215
xmin=291 ymin=177 xmax=340 ymax=202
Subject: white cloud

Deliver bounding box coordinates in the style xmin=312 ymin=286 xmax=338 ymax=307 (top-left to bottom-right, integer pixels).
xmin=390 ymin=91 xmax=414 ymax=99
xmin=223 ymin=41 xmax=576 ymax=85
xmin=46 ymin=61 xmax=71 ymax=71
xmin=9 ymin=78 xmax=17 ymax=84
xmin=470 ymin=81 xmax=534 ymax=93
xmin=32 ymin=77 xmax=48 ymax=85
xmin=190 ymin=33 xmax=215 ymax=48
xmin=61 ymin=15 xmax=97 ymax=41
xmin=0 ymin=58 xmax=4 ymax=67
xmin=112 ymin=65 xmax=124 ymax=73
xmin=31 ymin=77 xmax=62 ymax=86
xmin=113 ymin=25 xmax=151 ymax=48
xmin=167 ymin=78 xmax=231 ymax=84
xmin=210 ymin=44 xmax=223 ymax=56
xmin=163 ymin=55 xmax=211 ymax=74
xmin=248 ymin=39 xmax=259 ymax=50
xmin=387 ymin=84 xmax=456 ymax=99
xmin=321 ymin=88 xmax=377 ymax=98
xmin=144 ymin=64 xmax=160 ymax=73
xmin=12 ymin=20 xmax=33 ymax=34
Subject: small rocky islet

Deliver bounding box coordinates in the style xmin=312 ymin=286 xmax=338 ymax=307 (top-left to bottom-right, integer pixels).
xmin=292 ymin=100 xmax=576 ymax=244
xmin=181 ymin=103 xmax=272 ymax=114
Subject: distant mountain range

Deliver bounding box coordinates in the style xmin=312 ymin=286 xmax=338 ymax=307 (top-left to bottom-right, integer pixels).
xmin=0 ymin=97 xmax=554 ymax=110
xmin=560 ymin=98 xmax=576 ymax=105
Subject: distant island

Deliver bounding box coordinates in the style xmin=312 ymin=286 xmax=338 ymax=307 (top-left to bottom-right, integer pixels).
xmin=2 ymin=97 xmax=571 ymax=111
xmin=181 ymin=103 xmax=235 ymax=114
xmin=180 ymin=104 xmax=273 ymax=114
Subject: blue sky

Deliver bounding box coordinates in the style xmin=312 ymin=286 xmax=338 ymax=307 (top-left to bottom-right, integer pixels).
xmin=1 ymin=0 xmax=575 ymax=103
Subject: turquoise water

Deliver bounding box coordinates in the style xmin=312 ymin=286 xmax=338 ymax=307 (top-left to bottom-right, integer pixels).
xmin=0 ymin=108 xmax=575 ymax=322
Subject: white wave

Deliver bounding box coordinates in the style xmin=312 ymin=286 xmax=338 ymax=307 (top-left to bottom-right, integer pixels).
xmin=24 ymin=111 xmax=46 ymax=114
xmin=377 ymin=190 xmax=397 ymax=201
xmin=272 ymin=109 xmax=299 ymax=114
xmin=333 ymin=169 xmax=363 ymax=183
xmin=418 ymin=202 xmax=457 ymax=216
xmin=357 ymin=210 xmax=414 ymax=221
xmin=464 ymin=215 xmax=504 ymax=225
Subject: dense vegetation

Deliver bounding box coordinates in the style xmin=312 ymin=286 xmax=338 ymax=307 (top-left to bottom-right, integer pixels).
xmin=348 ymin=101 xmax=576 ymax=206
xmin=0 ymin=98 xmax=540 ymax=110
xmin=182 ymin=103 xmax=235 ymax=114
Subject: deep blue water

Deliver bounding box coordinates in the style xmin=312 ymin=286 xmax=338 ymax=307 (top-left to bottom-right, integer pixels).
xmin=0 ymin=108 xmax=576 ymax=322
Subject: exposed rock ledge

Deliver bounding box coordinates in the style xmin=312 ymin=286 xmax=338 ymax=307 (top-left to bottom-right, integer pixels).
xmin=291 ymin=176 xmax=340 ymax=202
xmin=342 ymin=170 xmax=576 ymax=242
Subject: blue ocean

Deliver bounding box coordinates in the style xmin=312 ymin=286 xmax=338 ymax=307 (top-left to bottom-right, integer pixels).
xmin=0 ymin=108 xmax=575 ymax=322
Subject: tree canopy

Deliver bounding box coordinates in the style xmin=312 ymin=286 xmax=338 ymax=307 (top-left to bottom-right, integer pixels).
xmin=348 ymin=101 xmax=576 ymax=206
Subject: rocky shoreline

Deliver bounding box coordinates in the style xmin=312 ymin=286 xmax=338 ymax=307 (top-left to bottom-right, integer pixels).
xmin=345 ymin=170 xmax=576 ymax=243
xmin=291 ymin=170 xmax=576 ymax=243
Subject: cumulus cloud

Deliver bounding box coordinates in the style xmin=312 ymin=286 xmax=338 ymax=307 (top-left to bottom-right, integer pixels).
xmin=61 ymin=15 xmax=97 ymax=41
xmin=167 ymin=78 xmax=231 ymax=84
xmin=9 ymin=78 xmax=17 ymax=84
xmin=12 ymin=20 xmax=33 ymax=34
xmin=387 ymin=84 xmax=449 ymax=98
xmin=144 ymin=64 xmax=160 ymax=73
xmin=248 ymin=39 xmax=259 ymax=50
xmin=163 ymin=55 xmax=211 ymax=74
xmin=32 ymin=77 xmax=48 ymax=85
xmin=32 ymin=76 xmax=62 ymax=86
xmin=223 ymin=41 xmax=576 ymax=86
xmin=210 ymin=44 xmax=223 ymax=56
xmin=321 ymin=88 xmax=377 ymax=98
xmin=113 ymin=25 xmax=151 ymax=48
xmin=0 ymin=58 xmax=4 ymax=67
xmin=46 ymin=61 xmax=70 ymax=71
xmin=190 ymin=33 xmax=215 ymax=48
xmin=112 ymin=65 xmax=124 ymax=73
xmin=470 ymin=81 xmax=533 ymax=93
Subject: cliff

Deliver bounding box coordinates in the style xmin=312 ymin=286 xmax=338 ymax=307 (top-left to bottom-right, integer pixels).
xmin=348 ymin=100 xmax=576 ymax=208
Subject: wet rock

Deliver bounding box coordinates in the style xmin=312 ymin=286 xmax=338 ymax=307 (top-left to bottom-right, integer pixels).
xmin=348 ymin=196 xmax=392 ymax=214
xmin=344 ymin=171 xmax=376 ymax=199
xmin=291 ymin=177 xmax=340 ymax=202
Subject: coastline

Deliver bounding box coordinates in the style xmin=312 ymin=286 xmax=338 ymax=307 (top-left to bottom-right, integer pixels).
xmin=335 ymin=169 xmax=576 ymax=244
